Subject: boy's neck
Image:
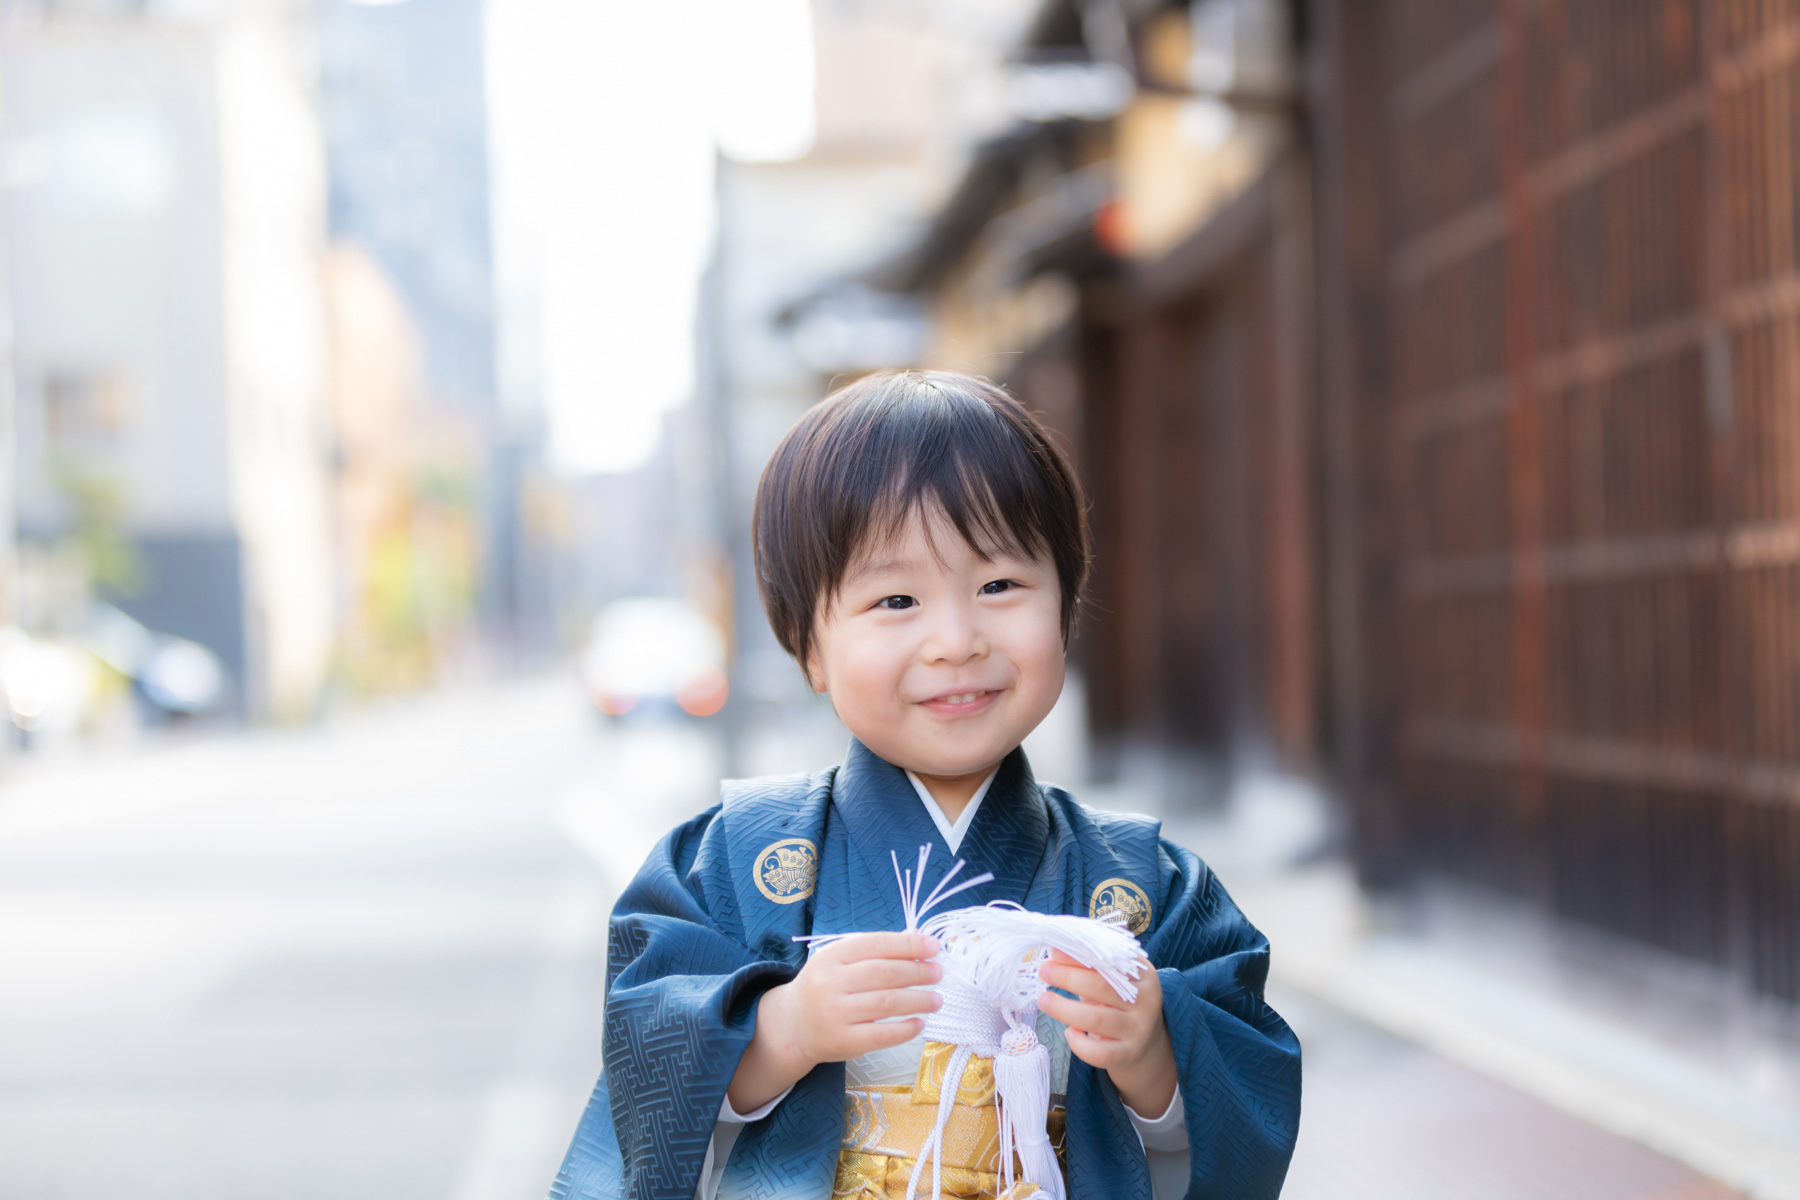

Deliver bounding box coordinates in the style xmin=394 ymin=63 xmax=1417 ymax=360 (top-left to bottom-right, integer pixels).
xmin=910 ymin=764 xmax=1000 ymax=825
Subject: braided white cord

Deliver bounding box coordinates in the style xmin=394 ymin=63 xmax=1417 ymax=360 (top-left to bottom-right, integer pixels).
xmin=920 ymin=976 xmax=1007 ymax=1050
xmin=903 ymin=1042 xmax=973 ymax=1200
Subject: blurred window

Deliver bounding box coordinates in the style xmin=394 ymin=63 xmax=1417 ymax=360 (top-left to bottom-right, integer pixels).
xmin=43 ymin=370 xmax=133 ymax=447
xmin=42 ymin=106 xmax=178 ymax=217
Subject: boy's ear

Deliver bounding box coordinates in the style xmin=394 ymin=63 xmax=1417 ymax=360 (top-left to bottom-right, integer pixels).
xmin=800 ymin=651 xmax=827 ymax=694
xmin=800 ymin=607 xmax=830 ymax=693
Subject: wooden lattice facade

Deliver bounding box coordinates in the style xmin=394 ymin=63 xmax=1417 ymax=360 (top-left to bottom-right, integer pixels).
xmin=1068 ymin=166 xmax=1319 ymax=778
xmin=1315 ymin=0 xmax=1800 ymax=1001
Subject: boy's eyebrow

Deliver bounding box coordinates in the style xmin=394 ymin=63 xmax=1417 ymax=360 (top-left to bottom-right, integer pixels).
xmin=843 ymin=555 xmax=919 ymax=586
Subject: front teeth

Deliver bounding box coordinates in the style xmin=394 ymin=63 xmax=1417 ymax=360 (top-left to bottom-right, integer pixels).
xmin=943 ymin=692 xmax=982 ymax=704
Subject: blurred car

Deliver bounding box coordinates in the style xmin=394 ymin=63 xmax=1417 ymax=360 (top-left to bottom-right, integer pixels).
xmin=578 ymin=598 xmax=728 ymax=719
xmin=0 ymin=609 xmax=229 ymax=747
xmin=0 ymin=626 xmax=96 ymax=737
xmin=84 ymin=603 xmax=230 ymax=722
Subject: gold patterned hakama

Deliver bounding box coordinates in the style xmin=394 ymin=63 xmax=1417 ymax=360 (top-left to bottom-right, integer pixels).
xmin=832 ymin=1042 xmax=1066 ymax=1200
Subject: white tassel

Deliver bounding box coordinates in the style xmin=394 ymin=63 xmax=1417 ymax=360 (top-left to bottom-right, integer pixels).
xmin=993 ymin=1023 xmax=1060 ymax=1200
xmin=918 ymin=902 xmax=1144 ymax=1013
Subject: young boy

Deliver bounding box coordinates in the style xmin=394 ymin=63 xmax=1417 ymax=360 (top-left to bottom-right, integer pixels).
xmin=551 ymin=371 xmax=1301 ymax=1200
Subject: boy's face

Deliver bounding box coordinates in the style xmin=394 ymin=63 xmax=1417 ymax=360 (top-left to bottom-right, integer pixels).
xmin=808 ymin=504 xmax=1065 ymax=782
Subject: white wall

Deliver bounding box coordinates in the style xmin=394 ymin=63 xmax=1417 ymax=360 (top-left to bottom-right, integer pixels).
xmin=3 ymin=3 xmax=334 ymax=718
xmin=5 ymin=22 xmax=234 ymax=534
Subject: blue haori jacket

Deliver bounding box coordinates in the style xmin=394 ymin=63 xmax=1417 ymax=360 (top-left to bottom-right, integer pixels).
xmin=549 ymin=740 xmax=1301 ymax=1200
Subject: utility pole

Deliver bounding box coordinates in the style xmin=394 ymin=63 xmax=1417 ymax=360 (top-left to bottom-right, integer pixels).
xmin=695 ymin=150 xmax=744 ymax=778
xmin=0 ymin=30 xmax=15 ymax=628
xmin=0 ymin=26 xmax=16 ymax=764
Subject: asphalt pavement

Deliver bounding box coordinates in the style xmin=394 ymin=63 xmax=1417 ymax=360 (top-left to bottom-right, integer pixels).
xmin=0 ymin=677 xmax=707 ymax=1200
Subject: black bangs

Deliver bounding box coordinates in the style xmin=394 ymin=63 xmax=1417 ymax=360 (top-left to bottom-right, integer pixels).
xmin=857 ymin=378 xmax=1053 ymax=565
xmin=754 ymin=370 xmax=1090 ymax=673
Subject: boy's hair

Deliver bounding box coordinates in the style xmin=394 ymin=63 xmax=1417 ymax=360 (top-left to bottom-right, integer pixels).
xmin=753 ymin=369 xmax=1090 ymax=673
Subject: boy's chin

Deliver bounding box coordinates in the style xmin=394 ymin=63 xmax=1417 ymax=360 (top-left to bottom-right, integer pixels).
xmin=885 ymin=728 xmax=1021 ymax=779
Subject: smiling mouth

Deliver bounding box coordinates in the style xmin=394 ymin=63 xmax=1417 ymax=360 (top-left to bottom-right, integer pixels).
xmin=919 ymin=688 xmax=1001 ymax=714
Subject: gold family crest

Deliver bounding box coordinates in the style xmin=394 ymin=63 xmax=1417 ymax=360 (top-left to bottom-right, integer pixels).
xmin=1088 ymin=877 xmax=1153 ymax=935
xmin=754 ymin=838 xmax=819 ymax=903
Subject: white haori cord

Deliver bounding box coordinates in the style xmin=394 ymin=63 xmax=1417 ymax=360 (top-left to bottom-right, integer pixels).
xmin=799 ymin=846 xmax=1145 ymax=1200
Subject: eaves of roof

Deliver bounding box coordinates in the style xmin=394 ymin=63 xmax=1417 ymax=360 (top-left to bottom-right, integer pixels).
xmin=870 ymin=117 xmax=1112 ymax=295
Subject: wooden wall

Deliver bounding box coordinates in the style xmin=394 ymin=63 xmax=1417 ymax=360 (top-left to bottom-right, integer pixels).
xmin=1066 ymin=164 xmax=1320 ymax=775
xmin=1315 ymin=0 xmax=1800 ymax=1001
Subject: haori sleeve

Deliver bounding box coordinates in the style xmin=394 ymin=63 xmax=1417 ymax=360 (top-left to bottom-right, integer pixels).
xmin=1140 ymin=838 xmax=1302 ymax=1200
xmin=550 ymin=808 xmax=799 ymax=1200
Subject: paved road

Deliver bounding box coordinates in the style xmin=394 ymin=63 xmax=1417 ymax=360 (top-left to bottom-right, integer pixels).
xmin=0 ymin=677 xmax=1741 ymax=1198
xmin=0 ymin=678 xmax=723 ymax=1200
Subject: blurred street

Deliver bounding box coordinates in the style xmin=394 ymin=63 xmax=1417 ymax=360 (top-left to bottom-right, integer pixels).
xmin=0 ymin=677 xmax=717 ymax=1200
xmin=0 ymin=676 xmax=1744 ymax=1199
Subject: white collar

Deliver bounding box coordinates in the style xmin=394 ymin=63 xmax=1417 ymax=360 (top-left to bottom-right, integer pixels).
xmin=904 ymin=766 xmax=1000 ymax=855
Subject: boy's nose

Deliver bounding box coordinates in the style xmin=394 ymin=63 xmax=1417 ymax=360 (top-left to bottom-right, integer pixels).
xmin=921 ymin=604 xmax=987 ymax=664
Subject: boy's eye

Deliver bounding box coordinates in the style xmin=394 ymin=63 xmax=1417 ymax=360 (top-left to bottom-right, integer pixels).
xmin=876 ymin=595 xmax=916 ymax=611
xmin=979 ymin=579 xmax=1014 ymax=595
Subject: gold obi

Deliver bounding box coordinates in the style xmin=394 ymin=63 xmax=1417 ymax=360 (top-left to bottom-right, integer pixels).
xmin=833 ymin=1041 xmax=1067 ymax=1200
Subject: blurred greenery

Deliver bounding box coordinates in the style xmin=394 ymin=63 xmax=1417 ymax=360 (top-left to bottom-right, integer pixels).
xmin=49 ymin=463 xmax=144 ymax=597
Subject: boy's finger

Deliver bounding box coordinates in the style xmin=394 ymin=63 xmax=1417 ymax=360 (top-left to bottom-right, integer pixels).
xmin=1038 ymin=959 xmax=1125 ymax=1007
xmin=841 ymin=986 xmax=942 ymax=1024
xmin=827 ymin=931 xmax=940 ymax=963
xmin=838 ymin=956 xmax=942 ymax=993
xmin=842 ymin=1017 xmax=926 ymax=1057
xmin=1038 ymin=989 xmax=1133 ymax=1039
xmin=1062 ymin=1027 xmax=1130 ymax=1069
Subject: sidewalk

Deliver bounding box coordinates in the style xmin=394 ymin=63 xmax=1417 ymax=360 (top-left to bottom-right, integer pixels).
xmin=1275 ymin=985 xmax=1737 ymax=1200
xmin=1125 ymin=775 xmax=1800 ymax=1200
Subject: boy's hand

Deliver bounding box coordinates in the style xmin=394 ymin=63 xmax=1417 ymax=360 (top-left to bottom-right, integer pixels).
xmin=1038 ymin=950 xmax=1177 ymax=1118
xmin=728 ymin=931 xmax=941 ymax=1113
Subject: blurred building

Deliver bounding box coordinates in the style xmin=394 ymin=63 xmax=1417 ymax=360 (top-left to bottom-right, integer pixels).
xmin=315 ymin=0 xmax=496 ymax=414
xmin=322 ymin=244 xmax=480 ymax=694
xmin=834 ymin=0 xmax=1800 ymax=1015
xmin=2 ymin=0 xmax=334 ymax=719
xmin=316 ymin=0 xmax=549 ymax=670
xmin=705 ymin=0 xmax=1043 ymax=718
